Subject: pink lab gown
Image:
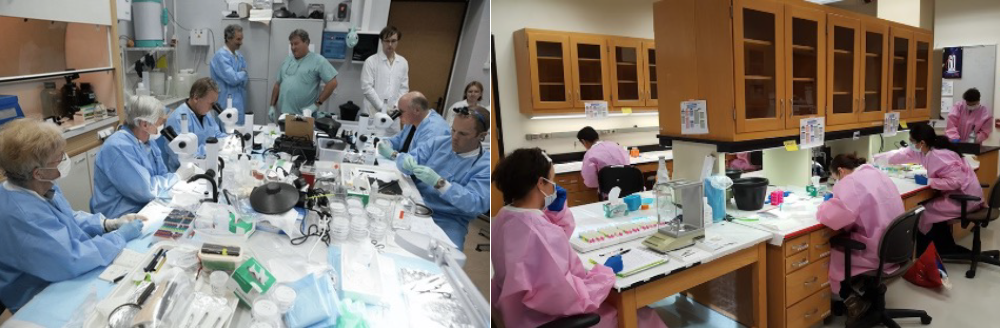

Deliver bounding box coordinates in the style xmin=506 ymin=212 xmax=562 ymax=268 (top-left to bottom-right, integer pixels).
xmin=817 ymin=164 xmax=904 ymax=293
xmin=945 ymin=101 xmax=993 ymax=143
xmin=875 ymin=148 xmax=983 ymax=233
xmin=728 ymin=152 xmax=757 ymax=171
xmin=491 ymin=205 xmax=667 ymax=328
xmin=581 ymin=141 xmax=631 ymax=188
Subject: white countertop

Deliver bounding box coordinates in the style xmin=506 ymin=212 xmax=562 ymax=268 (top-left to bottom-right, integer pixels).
xmin=554 ymin=150 xmax=673 ymax=174
xmin=569 ymin=191 xmax=772 ymax=290
xmin=61 ymin=116 xmax=119 ymax=139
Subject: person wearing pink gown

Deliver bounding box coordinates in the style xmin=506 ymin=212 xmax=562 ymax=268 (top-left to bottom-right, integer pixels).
xmin=873 ymin=124 xmax=983 ymax=255
xmin=491 ymin=148 xmax=667 ymax=328
xmin=817 ymin=154 xmax=904 ymax=296
xmin=728 ymin=152 xmax=758 ymax=171
xmin=578 ymin=126 xmax=630 ymax=189
xmin=945 ymin=88 xmax=993 ymax=144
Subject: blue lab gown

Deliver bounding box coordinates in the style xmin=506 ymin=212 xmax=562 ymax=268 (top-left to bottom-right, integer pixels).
xmin=387 ymin=110 xmax=451 ymax=153
xmin=90 ymin=128 xmax=178 ymax=219
xmin=0 ymin=183 xmax=126 ymax=312
xmin=157 ymin=102 xmax=229 ymax=172
xmin=396 ymin=135 xmax=490 ymax=250
xmin=210 ymin=47 xmax=248 ymax=125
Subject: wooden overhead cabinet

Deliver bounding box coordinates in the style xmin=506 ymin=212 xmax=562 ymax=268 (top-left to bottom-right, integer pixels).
xmin=654 ymin=0 xmax=932 ymax=143
xmin=570 ymin=35 xmax=613 ymax=108
xmin=610 ymin=38 xmax=648 ymax=108
xmin=643 ymin=41 xmax=659 ymax=107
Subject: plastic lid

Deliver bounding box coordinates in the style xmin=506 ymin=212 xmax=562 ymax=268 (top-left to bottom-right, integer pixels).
xmin=330 ymin=202 xmax=347 ymax=211
xmin=348 ymin=208 xmax=364 ymax=218
xmin=210 ymin=271 xmax=229 ymax=285
xmin=272 ymin=285 xmax=297 ymax=306
xmin=252 ymin=299 xmax=279 ymax=319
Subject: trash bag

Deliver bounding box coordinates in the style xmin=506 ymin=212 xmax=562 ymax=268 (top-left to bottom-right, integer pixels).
xmin=704 ymin=176 xmax=733 ymax=222
xmin=903 ymin=242 xmax=949 ymax=289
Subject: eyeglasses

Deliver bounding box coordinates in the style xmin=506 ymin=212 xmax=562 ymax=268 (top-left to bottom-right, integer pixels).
xmin=452 ymin=106 xmax=487 ymax=131
xmin=381 ymin=39 xmax=398 ymax=44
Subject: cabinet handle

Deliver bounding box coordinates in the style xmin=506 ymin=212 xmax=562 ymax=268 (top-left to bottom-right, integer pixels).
xmin=779 ymin=99 xmax=784 ymax=118
xmin=822 ymin=281 xmax=831 ymax=288
xmin=804 ymin=276 xmax=819 ymax=286
xmin=793 ymin=243 xmax=809 ymax=251
xmin=818 ymin=251 xmax=831 ymax=258
xmin=792 ymin=259 xmax=810 ymax=268
xmin=816 ymin=242 xmax=830 ymax=248
xmin=576 ymin=91 xmax=580 ymax=101
xmin=804 ymin=308 xmax=819 ymax=318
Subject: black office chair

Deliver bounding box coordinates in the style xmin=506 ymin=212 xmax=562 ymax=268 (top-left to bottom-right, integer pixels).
xmin=940 ymin=177 xmax=1000 ymax=278
xmin=597 ymin=165 xmax=644 ymax=201
xmin=830 ymin=207 xmax=932 ymax=328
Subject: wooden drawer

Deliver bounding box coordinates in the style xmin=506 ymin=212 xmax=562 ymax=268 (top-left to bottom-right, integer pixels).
xmin=785 ymin=258 xmax=831 ymax=305
xmin=555 ymin=172 xmax=588 ymax=192
xmin=786 ymin=287 xmax=833 ymax=328
xmin=810 ymin=229 xmax=833 ymax=262
xmin=784 ymin=235 xmax=811 ymax=258
xmin=567 ymin=190 xmax=600 ymax=207
xmin=785 ymin=251 xmax=811 ymax=275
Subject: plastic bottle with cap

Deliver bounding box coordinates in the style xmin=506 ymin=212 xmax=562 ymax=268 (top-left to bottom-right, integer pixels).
xmin=210 ymin=270 xmax=229 ymax=296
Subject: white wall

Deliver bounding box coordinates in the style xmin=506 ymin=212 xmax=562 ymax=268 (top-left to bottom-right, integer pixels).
xmin=0 ymin=0 xmax=111 ymax=25
xmin=493 ymin=0 xmax=659 ymax=155
xmin=934 ymin=0 xmax=1000 ymax=146
xmin=878 ymin=0 xmax=922 ymax=27
xmin=445 ymin=0 xmax=490 ymax=110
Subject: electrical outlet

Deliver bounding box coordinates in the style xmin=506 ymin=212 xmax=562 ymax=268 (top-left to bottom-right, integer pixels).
xmin=190 ymin=29 xmax=209 ymax=46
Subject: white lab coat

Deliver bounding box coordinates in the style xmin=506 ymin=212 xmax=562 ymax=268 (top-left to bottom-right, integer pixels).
xmin=361 ymin=52 xmax=410 ymax=115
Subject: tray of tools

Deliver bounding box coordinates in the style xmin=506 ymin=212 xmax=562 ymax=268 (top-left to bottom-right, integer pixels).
xmin=85 ymin=242 xmax=241 ymax=328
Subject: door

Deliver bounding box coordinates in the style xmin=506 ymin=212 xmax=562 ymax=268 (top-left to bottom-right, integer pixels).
xmin=826 ymin=14 xmax=861 ymax=126
xmin=643 ymin=41 xmax=659 ymax=107
xmin=56 ymin=153 xmax=92 ymax=212
xmin=889 ymin=28 xmax=913 ymax=118
xmin=527 ymin=32 xmax=574 ymax=109
xmin=912 ymin=33 xmax=932 ymax=119
xmin=859 ymin=20 xmax=889 ymax=123
xmin=784 ymin=5 xmax=825 ymax=128
xmin=570 ymin=35 xmax=612 ymax=108
xmin=609 ymin=38 xmax=646 ymax=107
xmin=387 ymin=1 xmax=467 ymax=109
xmin=734 ymin=0 xmax=786 ymax=133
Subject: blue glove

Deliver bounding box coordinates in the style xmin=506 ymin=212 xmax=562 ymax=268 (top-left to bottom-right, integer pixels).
xmin=378 ymin=141 xmax=396 ymax=159
xmin=268 ymin=106 xmax=276 ymax=122
xmin=547 ymin=185 xmax=568 ymax=212
xmin=604 ymin=254 xmax=623 ymax=274
xmin=413 ymin=166 xmax=442 ymax=186
xmin=401 ymin=154 xmax=418 ymax=172
xmin=824 ymin=193 xmax=834 ymax=202
xmin=115 ymin=219 xmax=144 ymax=241
xmin=951 ymin=138 xmax=961 ymax=143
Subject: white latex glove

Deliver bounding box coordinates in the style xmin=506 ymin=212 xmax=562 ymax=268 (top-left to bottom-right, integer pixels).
xmin=176 ymin=162 xmax=197 ymax=181
xmin=103 ymin=214 xmax=148 ymax=232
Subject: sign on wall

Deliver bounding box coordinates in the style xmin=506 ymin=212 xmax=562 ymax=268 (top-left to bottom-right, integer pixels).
xmin=943 ymin=47 xmax=963 ymax=79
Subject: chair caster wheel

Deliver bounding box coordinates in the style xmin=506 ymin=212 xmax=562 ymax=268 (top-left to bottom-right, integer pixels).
xmin=967 ymin=270 xmax=976 ymax=278
xmin=921 ymin=315 xmax=932 ymax=325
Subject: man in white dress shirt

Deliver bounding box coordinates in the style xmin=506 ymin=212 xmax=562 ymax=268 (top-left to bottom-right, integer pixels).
xmin=361 ymin=26 xmax=410 ymax=118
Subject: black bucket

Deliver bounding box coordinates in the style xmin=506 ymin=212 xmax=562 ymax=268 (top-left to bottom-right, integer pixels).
xmin=339 ymin=101 xmax=361 ymax=121
xmin=732 ymin=177 xmax=769 ymax=211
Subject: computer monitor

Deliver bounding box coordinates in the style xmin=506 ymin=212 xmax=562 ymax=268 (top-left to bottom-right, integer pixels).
xmin=352 ymin=32 xmax=381 ymax=62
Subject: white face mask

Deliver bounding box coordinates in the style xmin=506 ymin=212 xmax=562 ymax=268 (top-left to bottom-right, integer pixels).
xmin=140 ymin=119 xmax=162 ymax=141
xmin=37 ymin=153 xmax=71 ymax=183
xmin=909 ymin=143 xmax=920 ymax=152
xmin=540 ymin=177 xmax=557 ymax=208
xmin=968 ymin=103 xmax=980 ymax=111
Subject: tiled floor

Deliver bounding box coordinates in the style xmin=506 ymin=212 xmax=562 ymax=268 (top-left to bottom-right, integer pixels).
xmin=646 ymin=224 xmax=1000 ymax=327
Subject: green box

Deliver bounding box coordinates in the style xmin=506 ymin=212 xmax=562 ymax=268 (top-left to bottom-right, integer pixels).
xmin=232 ymin=257 xmax=276 ymax=306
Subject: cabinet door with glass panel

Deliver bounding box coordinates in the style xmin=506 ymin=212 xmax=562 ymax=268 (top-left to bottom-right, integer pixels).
xmin=609 ymin=38 xmax=647 ymax=107
xmin=826 ymin=14 xmax=861 ymax=126
xmin=911 ymin=32 xmax=932 ymax=119
xmin=888 ymin=28 xmax=913 ymax=118
xmin=527 ymin=32 xmax=574 ymax=109
xmin=783 ymin=5 xmax=825 ymax=128
xmin=643 ymin=41 xmax=658 ymax=107
xmin=569 ymin=35 xmax=612 ymax=108
xmin=734 ymin=0 xmax=786 ymax=133
xmin=858 ymin=19 xmax=889 ymax=123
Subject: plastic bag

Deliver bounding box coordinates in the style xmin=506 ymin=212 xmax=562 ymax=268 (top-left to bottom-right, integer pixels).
xmin=284 ymin=271 xmax=341 ymax=328
xmin=704 ymin=175 xmax=732 ymax=222
xmin=903 ymin=242 xmax=948 ymax=289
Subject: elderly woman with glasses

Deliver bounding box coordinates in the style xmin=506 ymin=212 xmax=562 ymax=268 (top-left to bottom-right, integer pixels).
xmin=0 ymin=119 xmax=145 ymax=312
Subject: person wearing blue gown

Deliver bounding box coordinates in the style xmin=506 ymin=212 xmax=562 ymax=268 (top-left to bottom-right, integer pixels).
xmin=210 ymin=24 xmax=248 ymax=126
xmin=396 ymin=106 xmax=491 ymax=250
xmin=157 ymin=77 xmax=229 ymax=172
xmin=0 ymin=119 xmax=144 ymax=312
xmin=377 ymin=91 xmax=450 ymax=160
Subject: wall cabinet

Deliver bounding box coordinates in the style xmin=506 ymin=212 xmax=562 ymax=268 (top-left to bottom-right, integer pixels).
xmin=514 ymin=29 xmax=657 ymax=116
xmin=655 ymin=0 xmax=932 ymax=142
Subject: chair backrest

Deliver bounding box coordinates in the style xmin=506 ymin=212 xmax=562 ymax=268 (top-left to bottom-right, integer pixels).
xmin=985 ymin=175 xmax=1000 ymax=220
xmin=597 ymin=165 xmax=644 ymax=198
xmin=875 ymin=206 xmax=924 ymax=280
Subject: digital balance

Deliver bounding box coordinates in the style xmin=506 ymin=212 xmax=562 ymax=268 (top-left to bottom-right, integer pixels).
xmin=642 ymin=179 xmax=706 ymax=253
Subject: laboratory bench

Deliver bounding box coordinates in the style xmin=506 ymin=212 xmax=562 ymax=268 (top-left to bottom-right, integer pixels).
xmin=552 ymin=149 xmax=673 ymax=207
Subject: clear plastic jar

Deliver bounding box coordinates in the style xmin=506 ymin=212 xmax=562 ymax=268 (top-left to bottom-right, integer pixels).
xmin=330 ymin=202 xmax=348 ymax=217
xmin=331 ymin=215 xmax=350 ymax=241
xmin=349 ymin=215 xmax=369 ymax=242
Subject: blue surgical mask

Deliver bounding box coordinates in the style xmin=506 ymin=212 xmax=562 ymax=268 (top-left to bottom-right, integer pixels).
xmin=540 ymin=177 xmax=557 ymax=207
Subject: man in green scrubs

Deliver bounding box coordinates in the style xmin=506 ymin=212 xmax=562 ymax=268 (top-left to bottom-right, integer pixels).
xmin=269 ymin=29 xmax=339 ymax=121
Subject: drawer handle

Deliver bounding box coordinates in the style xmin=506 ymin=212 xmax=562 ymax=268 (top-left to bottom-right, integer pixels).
xmin=822 ymin=310 xmax=832 ymax=318
xmin=804 ymin=308 xmax=819 ymax=318
xmin=792 ymin=259 xmax=810 ymax=268
xmin=818 ymin=251 xmax=831 ymax=258
xmin=804 ymin=276 xmax=819 ymax=286
xmin=816 ymin=242 xmax=830 ymax=248
xmin=822 ymin=281 xmax=830 ymax=288
xmin=792 ymin=243 xmax=809 ymax=251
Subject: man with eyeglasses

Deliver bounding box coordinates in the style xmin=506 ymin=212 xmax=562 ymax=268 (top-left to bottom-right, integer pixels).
xmin=361 ymin=26 xmax=409 ymax=117
xmin=395 ymin=106 xmax=491 ymax=250
xmin=377 ymin=91 xmax=450 ymax=160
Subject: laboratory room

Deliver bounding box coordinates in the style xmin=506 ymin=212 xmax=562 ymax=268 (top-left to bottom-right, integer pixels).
xmin=490 ymin=0 xmax=1000 ymax=327
xmin=0 ymin=0 xmax=493 ymax=326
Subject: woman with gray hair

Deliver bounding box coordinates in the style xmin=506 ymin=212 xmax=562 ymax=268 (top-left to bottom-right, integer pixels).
xmin=91 ymin=95 xmax=188 ymax=219
xmin=0 ymin=119 xmax=145 ymax=312
xmin=210 ymin=24 xmax=248 ymax=125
